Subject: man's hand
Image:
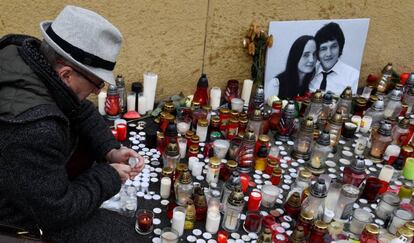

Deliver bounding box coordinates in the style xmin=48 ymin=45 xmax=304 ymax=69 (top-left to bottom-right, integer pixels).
xmin=106 ymin=147 xmax=145 ymax=179
xmin=109 ymin=163 xmax=132 ymax=183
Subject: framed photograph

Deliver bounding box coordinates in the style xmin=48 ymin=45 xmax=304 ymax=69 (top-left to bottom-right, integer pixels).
xmin=264 ymin=18 xmax=370 ymax=100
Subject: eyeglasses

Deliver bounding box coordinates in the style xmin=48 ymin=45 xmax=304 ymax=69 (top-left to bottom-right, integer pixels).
xmin=73 ymin=68 xmax=105 ymax=90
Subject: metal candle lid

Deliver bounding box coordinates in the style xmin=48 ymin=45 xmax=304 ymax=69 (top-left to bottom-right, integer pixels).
xmin=165 ymin=141 xmax=179 ymax=156
xmin=310 ymin=178 xmax=327 ymax=198
xmin=316 ymin=130 xmax=331 ymax=146
xmin=341 ymin=184 xmax=359 ymax=198
xmin=312 ymin=90 xmax=323 ymax=103
xmin=302 ymin=117 xmax=314 ymax=133
xmin=330 ymin=111 xmax=343 ymax=125
xmin=286 ymin=192 xmax=301 ymax=208
xmin=107 ymin=84 xmax=118 ymax=95
xmin=251 ymin=108 xmax=263 ymax=121
xmin=372 ymin=97 xmax=385 ymax=111
xmin=243 ymin=130 xmax=256 ymax=142
xmin=340 ymin=86 xmax=353 ymax=100
xmin=197 ymin=73 xmax=209 ymax=87
xmin=390 ymin=87 xmax=403 ymax=101
xmin=365 ymin=224 xmax=380 ymax=235
xmin=378 ymin=121 xmax=392 ymax=136
xmin=284 ymin=100 xmax=297 ymax=118
xmin=290 ymin=226 xmax=306 ymax=242
xmin=165 ymin=120 xmax=178 ymax=137
xmin=398 ymin=115 xmax=411 ymax=129
xmin=406 ymin=72 xmax=414 ymax=87
xmin=179 ymin=169 xmax=192 ymax=184
xmin=227 ymin=171 xmax=241 ymax=189
xmin=227 ymin=185 xmax=244 ymax=206
xmin=352 ymin=156 xmax=366 ymax=173
xmin=322 ymin=92 xmax=333 ymax=105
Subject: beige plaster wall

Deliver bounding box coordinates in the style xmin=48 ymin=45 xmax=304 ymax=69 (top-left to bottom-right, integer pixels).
xmin=1 ymin=0 xmax=413 ymax=103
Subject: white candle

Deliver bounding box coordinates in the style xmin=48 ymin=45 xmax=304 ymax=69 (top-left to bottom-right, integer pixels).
xmin=138 ymin=93 xmax=147 ymax=115
xmin=191 ymin=162 xmax=202 ymax=177
xmin=143 ymin=72 xmax=158 ymax=112
xmin=160 ymin=231 xmax=178 ymax=243
xmin=210 ymin=87 xmax=221 ymax=110
xmin=241 ymin=79 xmax=253 ymax=105
xmin=178 ymin=138 xmax=187 ymax=159
xmin=160 ymin=177 xmax=171 ymax=199
xmin=188 ymin=157 xmax=199 ymax=171
xmin=127 ymin=93 xmax=136 ymax=112
xmin=98 ymin=91 xmax=107 ymax=115
xmin=171 ymin=210 xmax=186 ymax=236
xmin=205 ymin=211 xmax=221 ymax=234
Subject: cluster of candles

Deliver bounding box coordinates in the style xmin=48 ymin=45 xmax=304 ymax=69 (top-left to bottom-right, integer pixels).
xmin=103 ymin=68 xmax=414 ymax=242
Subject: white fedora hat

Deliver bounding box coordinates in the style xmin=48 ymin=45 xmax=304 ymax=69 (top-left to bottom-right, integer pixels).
xmin=39 ymin=5 xmax=122 ymax=86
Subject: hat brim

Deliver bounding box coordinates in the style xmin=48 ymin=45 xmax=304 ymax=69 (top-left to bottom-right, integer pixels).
xmin=39 ymin=21 xmax=115 ymax=86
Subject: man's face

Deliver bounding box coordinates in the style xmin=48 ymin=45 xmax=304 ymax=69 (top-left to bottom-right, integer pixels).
xmin=318 ymin=40 xmax=340 ymax=71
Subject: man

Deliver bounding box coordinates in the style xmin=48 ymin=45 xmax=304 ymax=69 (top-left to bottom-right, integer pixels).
xmin=308 ymin=22 xmax=359 ymax=95
xmin=0 ymin=5 xmax=145 ymax=242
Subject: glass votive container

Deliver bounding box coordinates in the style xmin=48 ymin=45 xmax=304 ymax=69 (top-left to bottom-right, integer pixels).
xmin=135 ymin=209 xmax=154 ymax=235
xmin=227 ymin=137 xmax=242 ymax=160
xmin=171 ymin=206 xmax=186 ymax=236
xmin=342 ymin=121 xmax=358 ymax=139
xmin=349 ymin=208 xmax=372 ymax=235
xmin=388 ymin=209 xmax=414 ymax=234
xmin=160 ymin=227 xmax=179 ymax=243
xmin=243 ymin=210 xmax=262 ymax=233
xmin=261 ymin=184 xmax=280 ymax=208
xmin=375 ymin=192 xmax=401 ymax=221
xmin=231 ymin=98 xmax=244 ymax=112
xmin=177 ymin=137 xmax=187 ymax=159
xmin=213 ymin=139 xmax=230 ymax=159
xmin=176 ymin=116 xmax=191 ymax=135
xmin=360 ymin=177 xmax=383 ymax=203
xmin=217 ymin=229 xmax=228 ymax=243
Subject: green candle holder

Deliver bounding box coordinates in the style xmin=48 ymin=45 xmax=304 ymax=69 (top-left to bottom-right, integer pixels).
xmin=403 ymin=157 xmax=414 ymax=180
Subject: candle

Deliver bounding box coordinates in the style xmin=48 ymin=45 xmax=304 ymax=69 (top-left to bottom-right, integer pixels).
xmin=210 ymin=86 xmax=221 ymax=110
xmin=177 ymin=137 xmax=187 ymax=159
xmin=360 ymin=116 xmax=372 ymax=133
xmin=137 ymin=93 xmax=147 ymax=115
xmin=217 ymin=230 xmax=228 ymax=243
xmin=98 ymin=91 xmax=107 ymax=115
xmin=143 ymin=72 xmax=158 ymax=112
xmin=384 ymin=145 xmax=401 ymax=164
xmin=205 ymin=211 xmax=221 ymax=234
xmin=191 ymin=162 xmax=203 ymax=177
xmin=111 ymin=129 xmax=118 ymax=140
xmin=171 ymin=206 xmax=186 ymax=236
xmin=188 ymin=157 xmax=199 ymax=171
xmin=240 ymin=173 xmax=250 ymax=193
xmin=135 ymin=209 xmax=154 ymax=235
xmin=247 ymin=191 xmax=262 ymax=211
xmin=127 ymin=93 xmax=136 ymax=111
xmin=241 ymin=79 xmax=253 ymax=106
xmin=231 ymin=98 xmax=244 ymax=112
xmin=160 ymin=177 xmax=171 ymax=199
xmin=261 ymin=184 xmax=280 ymax=208
xmin=160 ymin=231 xmax=178 ymax=243
xmin=116 ymin=124 xmax=127 ymax=142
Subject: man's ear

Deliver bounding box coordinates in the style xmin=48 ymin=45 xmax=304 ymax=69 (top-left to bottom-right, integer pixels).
xmin=56 ymin=66 xmax=74 ymax=85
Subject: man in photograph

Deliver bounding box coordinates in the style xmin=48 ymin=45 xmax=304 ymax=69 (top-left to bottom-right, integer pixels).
xmin=308 ymin=22 xmax=359 ymax=95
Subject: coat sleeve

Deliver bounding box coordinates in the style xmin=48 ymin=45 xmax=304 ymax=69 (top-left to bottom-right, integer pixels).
xmin=75 ymin=100 xmax=120 ymax=159
xmin=0 ymin=118 xmax=122 ymax=231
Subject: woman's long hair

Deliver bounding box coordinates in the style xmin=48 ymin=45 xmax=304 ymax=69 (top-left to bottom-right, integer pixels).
xmin=277 ymin=35 xmax=315 ymax=98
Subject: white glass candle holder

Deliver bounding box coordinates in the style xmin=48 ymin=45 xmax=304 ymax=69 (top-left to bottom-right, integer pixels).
xmin=210 ymin=86 xmax=222 ymax=110
xmin=143 ymin=72 xmax=158 ymax=112
xmin=241 ymin=79 xmax=253 ymax=106
xmin=98 ymin=91 xmax=107 ymax=115
xmin=349 ymin=208 xmax=372 ymax=235
xmin=261 ymin=185 xmax=280 ymax=208
xmin=171 ymin=206 xmax=186 ymax=236
xmin=177 ymin=137 xmax=187 ymax=159
xmin=213 ymin=139 xmax=230 ymax=159
xmin=231 ymin=98 xmax=244 ymax=112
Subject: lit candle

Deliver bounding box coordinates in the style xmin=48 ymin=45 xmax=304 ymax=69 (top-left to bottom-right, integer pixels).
xmin=160 ymin=177 xmax=171 ymax=199
xmin=143 ymin=72 xmax=158 ymax=112
xmin=297 ymin=141 xmax=309 ymax=153
xmin=205 ymin=211 xmax=221 ymax=234
xmin=210 ymin=86 xmax=221 ymax=110
xmin=171 ymin=207 xmax=186 ymax=236
xmin=247 ymin=191 xmax=262 ymax=211
xmin=127 ymin=93 xmax=136 ymax=111
xmin=98 ymin=91 xmax=107 ymax=115
xmin=241 ymin=79 xmax=253 ymax=106
xmin=217 ymin=230 xmax=228 ymax=243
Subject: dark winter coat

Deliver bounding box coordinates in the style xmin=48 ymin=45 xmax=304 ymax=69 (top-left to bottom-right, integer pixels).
xmin=0 ymin=35 xmax=140 ymax=242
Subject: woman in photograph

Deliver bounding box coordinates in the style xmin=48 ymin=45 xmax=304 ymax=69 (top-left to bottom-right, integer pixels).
xmin=269 ymin=35 xmax=317 ymax=99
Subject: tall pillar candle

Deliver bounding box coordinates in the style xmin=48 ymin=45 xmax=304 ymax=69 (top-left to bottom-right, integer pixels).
xmin=143 ymin=72 xmax=158 ymax=112
xmin=241 ymin=79 xmax=253 ymax=106
xmin=171 ymin=206 xmax=186 ymax=236
xmin=206 ymin=211 xmax=221 ymax=234
xmin=127 ymin=93 xmax=136 ymax=111
xmin=98 ymin=91 xmax=107 ymax=115
xmin=138 ymin=93 xmax=147 ymax=115
xmin=160 ymin=177 xmax=172 ymax=199
xmin=210 ymin=87 xmax=222 ymax=110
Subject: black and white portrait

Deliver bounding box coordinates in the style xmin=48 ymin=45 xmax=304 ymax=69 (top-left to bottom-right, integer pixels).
xmin=264 ymin=19 xmax=370 ymax=100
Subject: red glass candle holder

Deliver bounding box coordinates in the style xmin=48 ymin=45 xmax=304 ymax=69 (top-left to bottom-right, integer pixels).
xmin=217 ymin=230 xmax=228 ymax=243
xmin=361 ymin=177 xmax=382 ymax=203
xmin=247 ymin=191 xmax=262 ymax=211
xmin=240 ymin=173 xmax=250 ymax=193
xmin=116 ymin=123 xmax=127 ymax=142
xmin=243 ymin=210 xmax=262 ymax=233
xmin=262 ymin=215 xmax=276 ymax=229
xmin=111 ymin=129 xmax=118 ymax=141
xmin=135 ymin=209 xmax=154 ymax=235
